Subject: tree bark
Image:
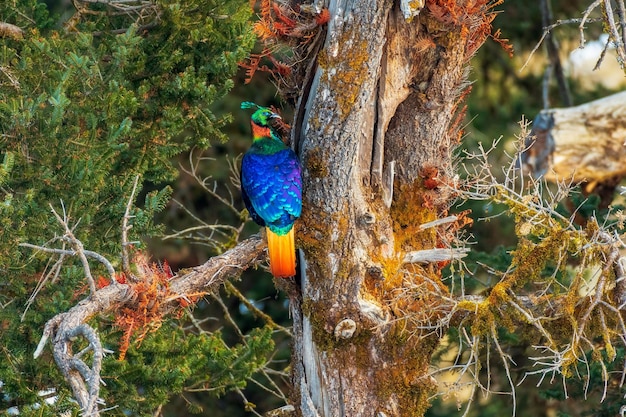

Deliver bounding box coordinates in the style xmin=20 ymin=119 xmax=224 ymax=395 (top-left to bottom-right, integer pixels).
xmin=290 ymin=1 xmax=483 ymax=415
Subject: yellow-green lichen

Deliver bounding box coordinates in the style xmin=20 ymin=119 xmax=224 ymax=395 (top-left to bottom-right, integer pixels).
xmin=304 ymin=146 xmax=329 ymax=179
xmin=318 ymin=28 xmax=369 ymax=119
xmin=390 ymin=181 xmax=439 ymax=252
xmin=374 ymin=329 xmax=440 ymax=416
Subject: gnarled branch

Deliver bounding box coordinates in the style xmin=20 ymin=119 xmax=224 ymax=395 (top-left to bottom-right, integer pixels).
xmin=33 ymin=234 xmax=266 ymax=416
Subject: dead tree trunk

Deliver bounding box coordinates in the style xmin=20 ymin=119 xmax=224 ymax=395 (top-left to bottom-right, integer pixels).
xmin=522 ymin=90 xmax=626 ymax=184
xmin=289 ymin=1 xmax=496 ymax=415
xmin=521 ymin=90 xmax=626 ymax=208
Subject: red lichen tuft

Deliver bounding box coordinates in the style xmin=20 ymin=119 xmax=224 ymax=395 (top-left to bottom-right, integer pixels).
xmin=240 ymin=54 xmax=262 ymax=84
xmin=114 ymin=253 xmax=181 ymax=360
xmin=448 ymin=85 xmax=473 ymax=143
xmin=490 ymin=28 xmax=514 ymax=57
xmin=96 ymin=276 xmax=109 ymax=289
xmin=420 ymin=166 xmax=440 ymax=190
xmin=270 ymin=56 xmax=293 ymax=77
xmin=424 ymin=178 xmax=439 ymax=189
xmin=116 ymin=273 xmax=127 ymax=284
xmin=241 ymin=1 xmax=330 ymax=85
xmin=315 ymin=8 xmax=330 ymax=25
xmin=426 ymin=0 xmax=512 ymax=60
xmin=272 ymin=2 xmax=297 ymax=35
xmin=96 ymin=272 xmax=127 ymax=289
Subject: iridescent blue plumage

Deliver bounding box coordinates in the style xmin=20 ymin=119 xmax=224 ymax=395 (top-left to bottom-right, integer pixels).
xmin=241 ymin=146 xmax=302 ymax=235
xmin=240 ymin=102 xmax=302 ymax=277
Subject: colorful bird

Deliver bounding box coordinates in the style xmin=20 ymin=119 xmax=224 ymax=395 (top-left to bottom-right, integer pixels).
xmin=240 ymin=102 xmax=302 ymax=278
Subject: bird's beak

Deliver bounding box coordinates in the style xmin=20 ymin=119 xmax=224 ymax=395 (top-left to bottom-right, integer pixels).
xmin=269 ymin=113 xmax=282 ymax=120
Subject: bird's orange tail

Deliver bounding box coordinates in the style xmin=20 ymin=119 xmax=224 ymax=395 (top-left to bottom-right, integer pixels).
xmin=266 ymin=227 xmax=296 ymax=278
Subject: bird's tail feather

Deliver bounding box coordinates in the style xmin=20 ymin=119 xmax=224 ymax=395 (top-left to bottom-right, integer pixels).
xmin=266 ymin=227 xmax=296 ymax=278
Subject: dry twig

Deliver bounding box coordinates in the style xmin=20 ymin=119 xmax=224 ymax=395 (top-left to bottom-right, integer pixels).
xmin=121 ymin=175 xmax=140 ymax=279
xmin=519 ymin=0 xmax=626 ymax=74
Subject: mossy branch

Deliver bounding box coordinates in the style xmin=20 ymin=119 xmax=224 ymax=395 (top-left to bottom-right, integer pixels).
xmin=436 ymin=118 xmax=626 ymax=407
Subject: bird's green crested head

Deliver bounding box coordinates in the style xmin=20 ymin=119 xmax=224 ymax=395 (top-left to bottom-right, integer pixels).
xmin=241 ymin=101 xmax=281 ymax=128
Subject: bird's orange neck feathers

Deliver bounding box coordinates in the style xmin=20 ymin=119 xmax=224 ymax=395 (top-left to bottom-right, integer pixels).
xmin=251 ymin=122 xmax=271 ymax=140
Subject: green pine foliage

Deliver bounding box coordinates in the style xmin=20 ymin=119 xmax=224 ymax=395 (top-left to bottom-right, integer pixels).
xmin=103 ymin=325 xmax=275 ymax=416
xmin=0 ymin=0 xmax=258 ymax=414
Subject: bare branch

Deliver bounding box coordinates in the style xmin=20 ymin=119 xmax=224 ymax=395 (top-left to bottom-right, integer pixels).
xmin=403 ymin=248 xmax=469 ymax=264
xmin=580 ymin=0 xmax=603 ymax=48
xmin=21 ymin=248 xmax=67 ymax=322
xmin=122 ymin=175 xmax=140 ymax=279
xmin=68 ymin=0 xmax=161 ymax=36
xmin=521 ymin=18 xmax=593 ymax=72
xmin=162 ymin=198 xmax=243 ymax=247
xmin=224 ymin=281 xmax=292 ymax=335
xmin=520 ymin=17 xmax=603 ymax=73
xmin=19 ymin=243 xmax=116 ymax=279
xmin=48 ymin=203 xmax=98 ymax=294
xmin=52 ymin=323 xmax=105 ymax=416
xmin=491 ymin=325 xmax=516 ymax=417
xmin=418 ymin=215 xmax=459 ymax=230
xmin=181 ymin=149 xmax=243 ymax=218
xmin=603 ymin=0 xmax=626 ymax=66
xmin=592 ymin=36 xmax=612 ymax=70
xmin=235 ymin=388 xmax=263 ymax=417
xmin=616 ymin=0 xmax=626 ymax=57
xmin=442 ymin=115 xmax=626 ymax=411
xmin=540 ymin=0 xmax=572 ymax=106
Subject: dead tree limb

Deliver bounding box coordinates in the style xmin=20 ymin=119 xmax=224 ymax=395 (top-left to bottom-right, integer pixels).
xmin=0 ymin=22 xmax=23 ymax=39
xmin=522 ymin=90 xmax=626 ymax=185
xmin=33 ymin=234 xmax=266 ymax=416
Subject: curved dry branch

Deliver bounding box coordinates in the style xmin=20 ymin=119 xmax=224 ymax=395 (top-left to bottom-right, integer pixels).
xmin=0 ymin=22 xmax=24 ymax=39
xmin=521 ymin=0 xmax=626 ymax=74
xmin=34 ymin=234 xmax=266 ymax=416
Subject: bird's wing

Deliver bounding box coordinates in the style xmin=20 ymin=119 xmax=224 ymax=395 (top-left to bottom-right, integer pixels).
xmin=240 ymin=166 xmax=266 ymax=227
xmin=241 ymin=150 xmax=302 ymax=228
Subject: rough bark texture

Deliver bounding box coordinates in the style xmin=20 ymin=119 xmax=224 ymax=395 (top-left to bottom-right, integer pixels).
xmin=289 ymin=1 xmax=481 ymax=416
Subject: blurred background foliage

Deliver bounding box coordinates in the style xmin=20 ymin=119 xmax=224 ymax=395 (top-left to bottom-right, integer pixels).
xmin=1 ymin=0 xmax=625 ymax=416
